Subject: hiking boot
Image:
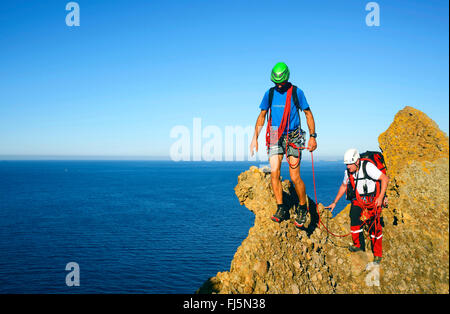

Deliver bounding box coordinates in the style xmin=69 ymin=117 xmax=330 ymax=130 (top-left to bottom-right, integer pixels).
xmin=271 ymin=205 xmax=289 ymax=223
xmin=294 ymin=204 xmax=308 ymax=228
xmin=373 ymin=256 xmax=382 ymax=264
xmin=348 ymin=245 xmax=364 ymax=253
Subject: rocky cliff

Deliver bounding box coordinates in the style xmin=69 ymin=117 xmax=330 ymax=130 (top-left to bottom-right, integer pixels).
xmin=197 ymin=106 xmax=449 ymax=294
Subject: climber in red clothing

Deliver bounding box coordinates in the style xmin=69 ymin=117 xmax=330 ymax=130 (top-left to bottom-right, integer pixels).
xmin=327 ymin=149 xmax=389 ymax=264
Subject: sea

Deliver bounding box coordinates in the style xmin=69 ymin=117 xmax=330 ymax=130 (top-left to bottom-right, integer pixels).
xmin=0 ymin=160 xmax=348 ymax=293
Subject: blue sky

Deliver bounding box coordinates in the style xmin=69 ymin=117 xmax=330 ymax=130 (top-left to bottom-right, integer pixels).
xmin=0 ymin=0 xmax=448 ymax=160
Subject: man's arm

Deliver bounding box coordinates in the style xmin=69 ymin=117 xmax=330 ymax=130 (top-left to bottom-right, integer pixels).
xmin=304 ymin=109 xmax=317 ymax=152
xmin=375 ymin=173 xmax=389 ymax=207
xmin=250 ymin=110 xmax=267 ymax=156
xmin=327 ymin=182 xmax=347 ymax=212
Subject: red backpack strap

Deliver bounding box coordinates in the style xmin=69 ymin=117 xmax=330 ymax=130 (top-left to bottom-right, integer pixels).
xmin=279 ymin=86 xmax=293 ymax=134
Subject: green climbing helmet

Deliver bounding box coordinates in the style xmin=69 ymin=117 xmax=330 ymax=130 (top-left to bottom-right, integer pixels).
xmin=270 ymin=62 xmax=290 ymax=84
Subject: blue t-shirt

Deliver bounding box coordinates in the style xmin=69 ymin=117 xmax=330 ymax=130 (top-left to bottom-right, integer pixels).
xmin=259 ymin=86 xmax=310 ymax=133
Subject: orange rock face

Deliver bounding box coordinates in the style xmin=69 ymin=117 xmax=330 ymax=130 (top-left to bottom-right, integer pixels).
xmin=197 ymin=106 xmax=449 ymax=294
xmin=379 ymin=106 xmax=448 ymax=185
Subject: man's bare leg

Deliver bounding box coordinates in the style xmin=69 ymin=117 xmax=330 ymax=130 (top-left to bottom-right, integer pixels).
xmin=269 ymin=154 xmax=284 ymax=204
xmin=288 ymin=155 xmax=308 ymax=228
xmin=269 ymin=154 xmax=289 ymax=223
xmin=287 ymin=155 xmax=307 ymax=205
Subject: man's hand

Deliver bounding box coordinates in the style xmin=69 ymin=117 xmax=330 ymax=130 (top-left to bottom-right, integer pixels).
xmin=307 ymin=137 xmax=317 ymax=152
xmin=374 ymin=196 xmax=384 ymax=208
xmin=303 ymin=109 xmax=316 ymax=152
xmin=250 ymin=110 xmax=267 ymax=157
xmin=250 ymin=137 xmax=258 ymax=157
xmin=326 ymin=202 xmax=336 ymax=213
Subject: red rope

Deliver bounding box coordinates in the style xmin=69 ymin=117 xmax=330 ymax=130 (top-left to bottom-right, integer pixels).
xmin=266 ymin=86 xmax=293 ymax=156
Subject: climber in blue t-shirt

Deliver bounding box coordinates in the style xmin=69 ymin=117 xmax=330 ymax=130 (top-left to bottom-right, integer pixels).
xmin=250 ymin=62 xmax=317 ymax=228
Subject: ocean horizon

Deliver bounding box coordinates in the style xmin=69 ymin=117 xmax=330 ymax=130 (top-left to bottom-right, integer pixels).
xmin=0 ymin=155 xmax=343 ymax=162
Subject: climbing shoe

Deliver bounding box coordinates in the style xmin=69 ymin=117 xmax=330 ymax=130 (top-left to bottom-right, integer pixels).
xmin=373 ymin=256 xmax=382 ymax=264
xmin=294 ymin=204 xmax=308 ymax=228
xmin=348 ymin=245 xmax=364 ymax=253
xmin=271 ymin=204 xmax=289 ymax=223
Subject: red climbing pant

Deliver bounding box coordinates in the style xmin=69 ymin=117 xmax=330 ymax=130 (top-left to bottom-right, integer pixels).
xmin=350 ymin=201 xmax=383 ymax=257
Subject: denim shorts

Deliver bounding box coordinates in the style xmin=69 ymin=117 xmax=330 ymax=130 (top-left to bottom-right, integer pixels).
xmin=268 ymin=128 xmax=306 ymax=158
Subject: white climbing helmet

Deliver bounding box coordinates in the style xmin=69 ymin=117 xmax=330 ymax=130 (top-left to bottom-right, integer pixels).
xmin=344 ymin=148 xmax=360 ymax=164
